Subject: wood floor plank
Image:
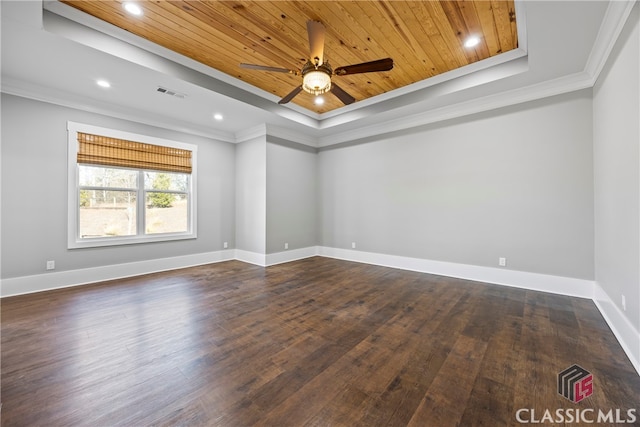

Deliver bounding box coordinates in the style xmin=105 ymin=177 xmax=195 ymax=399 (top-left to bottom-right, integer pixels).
xmin=406 ymin=335 xmax=489 ymax=427
xmin=2 ymin=257 xmax=639 ymax=426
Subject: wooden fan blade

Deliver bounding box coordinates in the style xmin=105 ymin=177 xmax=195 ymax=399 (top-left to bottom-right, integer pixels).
xmin=240 ymin=63 xmax=297 ymax=74
xmin=278 ymin=86 xmax=303 ymax=104
xmin=330 ymin=82 xmax=355 ymax=105
xmin=334 ymin=58 xmax=394 ymax=76
xmin=307 ymin=20 xmax=325 ymax=65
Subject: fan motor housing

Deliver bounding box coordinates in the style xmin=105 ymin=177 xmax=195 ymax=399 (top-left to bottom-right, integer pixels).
xmin=301 ymin=61 xmax=333 ymax=95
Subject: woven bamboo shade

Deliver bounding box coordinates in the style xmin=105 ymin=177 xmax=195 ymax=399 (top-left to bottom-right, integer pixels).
xmin=77 ymin=132 xmax=192 ymax=174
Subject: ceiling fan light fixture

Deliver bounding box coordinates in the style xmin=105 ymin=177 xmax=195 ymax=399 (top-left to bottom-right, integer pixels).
xmin=302 ymin=70 xmax=331 ymax=96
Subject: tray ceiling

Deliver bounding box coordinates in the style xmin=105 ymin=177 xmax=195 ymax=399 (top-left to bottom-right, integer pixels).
xmin=60 ymin=0 xmax=518 ymax=114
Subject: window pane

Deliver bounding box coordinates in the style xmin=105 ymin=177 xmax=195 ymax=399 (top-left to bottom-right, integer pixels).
xmin=79 ymin=165 xmax=137 ymax=188
xmin=79 ymin=190 xmax=137 ymax=237
xmin=144 ymin=171 xmax=188 ymax=191
xmin=145 ymin=193 xmax=188 ymax=234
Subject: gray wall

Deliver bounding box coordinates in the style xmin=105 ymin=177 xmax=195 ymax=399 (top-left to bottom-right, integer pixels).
xmin=593 ymin=4 xmax=640 ymax=331
xmin=0 ymin=88 xmax=598 ymax=284
xmin=318 ymin=90 xmax=595 ymax=280
xmin=1 ymin=94 xmax=235 ymax=279
xmin=266 ymin=139 xmax=317 ymax=254
xmin=235 ymin=136 xmax=266 ymax=254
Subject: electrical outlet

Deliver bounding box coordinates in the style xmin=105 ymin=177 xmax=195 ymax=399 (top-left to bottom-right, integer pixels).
xmin=622 ymin=294 xmax=626 ymax=311
xmin=499 ymin=257 xmax=507 ymax=267
xmin=46 ymin=260 xmax=55 ymax=270
xmin=223 ymin=242 xmax=228 ymax=249
xmin=351 ymin=242 xmax=356 ymax=249
xmin=284 ymin=243 xmax=289 ymax=250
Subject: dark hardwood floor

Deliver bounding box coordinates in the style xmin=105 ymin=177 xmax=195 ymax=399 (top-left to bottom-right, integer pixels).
xmin=1 ymin=257 xmax=639 ymax=426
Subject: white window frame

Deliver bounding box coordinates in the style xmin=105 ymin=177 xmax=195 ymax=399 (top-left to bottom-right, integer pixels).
xmin=67 ymin=121 xmax=197 ymax=249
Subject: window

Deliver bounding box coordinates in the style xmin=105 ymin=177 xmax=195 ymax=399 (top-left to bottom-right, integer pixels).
xmin=68 ymin=122 xmax=197 ymax=248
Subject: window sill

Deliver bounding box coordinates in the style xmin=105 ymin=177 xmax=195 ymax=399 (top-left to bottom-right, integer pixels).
xmin=68 ymin=232 xmax=197 ymax=249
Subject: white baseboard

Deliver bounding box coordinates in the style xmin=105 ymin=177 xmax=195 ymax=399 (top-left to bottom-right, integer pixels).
xmin=235 ymin=246 xmax=320 ymax=267
xmin=0 ymin=250 xmax=235 ymax=297
xmin=0 ymin=246 xmax=594 ymax=299
xmin=3 ymin=245 xmax=636 ymax=378
xmin=318 ymin=246 xmax=640 ymax=376
xmin=317 ymin=246 xmax=595 ymax=299
xmin=593 ymin=282 xmax=640 ymax=375
xmin=216 ymin=246 xmax=318 ymax=267
xmin=265 ymin=246 xmax=319 ymax=266
xmin=1 ymin=247 xmax=321 ymax=296
xmin=234 ymin=249 xmax=267 ymax=266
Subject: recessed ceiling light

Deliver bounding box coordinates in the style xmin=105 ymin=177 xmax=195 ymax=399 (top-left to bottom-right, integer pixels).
xmin=123 ymin=2 xmax=143 ymax=16
xmin=96 ymin=79 xmax=111 ymax=88
xmin=314 ymin=97 xmax=324 ymax=105
xmin=213 ymin=113 xmax=223 ymax=121
xmin=464 ymin=36 xmax=480 ymax=48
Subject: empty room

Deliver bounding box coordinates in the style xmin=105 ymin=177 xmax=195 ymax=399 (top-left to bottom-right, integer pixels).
xmin=1 ymin=0 xmax=639 ymax=425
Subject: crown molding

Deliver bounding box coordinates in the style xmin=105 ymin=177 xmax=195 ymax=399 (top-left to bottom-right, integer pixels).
xmin=1 ymin=78 xmax=236 ymax=143
xmin=234 ymin=123 xmax=319 ymax=147
xmin=234 ymin=124 xmax=268 ymax=144
xmin=317 ymin=72 xmax=593 ymax=148
xmin=317 ymin=1 xmax=636 ymax=148
xmin=265 ymin=124 xmax=319 ymax=147
xmin=318 ymin=0 xmax=636 ymax=148
xmin=14 ymin=0 xmax=636 ymax=150
xmin=42 ymin=0 xmax=528 ymax=131
xmin=584 ymin=0 xmax=637 ymax=84
xmin=237 ymin=66 xmax=596 ymax=150
xmin=41 ymin=5 xmax=321 ymax=129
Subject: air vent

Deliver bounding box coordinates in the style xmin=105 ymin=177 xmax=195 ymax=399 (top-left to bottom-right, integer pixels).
xmin=156 ymin=86 xmax=187 ymax=99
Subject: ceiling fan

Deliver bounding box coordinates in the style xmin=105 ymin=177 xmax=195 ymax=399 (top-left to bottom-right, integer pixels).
xmin=240 ymin=20 xmax=394 ymax=106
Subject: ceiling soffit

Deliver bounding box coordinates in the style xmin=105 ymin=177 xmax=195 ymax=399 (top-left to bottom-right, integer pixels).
xmin=59 ymin=0 xmax=520 ymax=114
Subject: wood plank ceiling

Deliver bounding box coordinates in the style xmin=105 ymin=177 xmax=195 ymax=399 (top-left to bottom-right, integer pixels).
xmin=61 ymin=1 xmax=518 ymax=114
